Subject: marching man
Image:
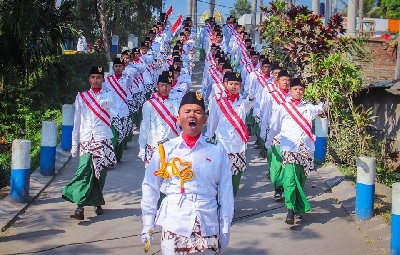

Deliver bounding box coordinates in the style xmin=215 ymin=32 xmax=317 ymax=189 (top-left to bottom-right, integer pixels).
xmin=103 ymin=58 xmax=133 ymax=163
xmin=206 ymin=72 xmax=256 ymax=198
xmin=62 ymin=66 xmax=116 ymax=220
xmin=138 ymin=71 xmax=180 ymax=166
xmin=265 ymin=78 xmax=325 ymax=224
xmin=141 ymin=92 xmax=234 ymax=254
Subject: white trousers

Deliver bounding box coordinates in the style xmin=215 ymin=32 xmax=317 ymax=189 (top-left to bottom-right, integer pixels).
xmin=161 ymin=239 xmax=217 ymax=255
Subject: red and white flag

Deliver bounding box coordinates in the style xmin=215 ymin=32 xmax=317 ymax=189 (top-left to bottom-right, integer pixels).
xmin=166 ymin=5 xmax=173 ymax=16
xmin=171 ymin=14 xmax=183 ymax=35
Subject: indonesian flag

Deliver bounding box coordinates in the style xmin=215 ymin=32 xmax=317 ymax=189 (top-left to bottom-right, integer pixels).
xmin=166 ymin=5 xmax=173 ymax=16
xmin=171 ymin=14 xmax=183 ymax=35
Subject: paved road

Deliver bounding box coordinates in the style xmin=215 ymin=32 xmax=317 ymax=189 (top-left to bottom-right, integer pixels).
xmin=0 ymin=61 xmax=386 ymax=255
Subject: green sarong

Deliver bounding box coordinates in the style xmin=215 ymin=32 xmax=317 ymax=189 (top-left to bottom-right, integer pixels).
xmin=111 ymin=126 xmax=125 ymax=161
xmin=280 ymin=163 xmax=311 ymax=214
xmin=232 ymin=172 xmax=242 ymax=198
xmin=269 ymin=145 xmax=283 ymax=189
xmin=62 ymin=153 xmax=108 ymax=206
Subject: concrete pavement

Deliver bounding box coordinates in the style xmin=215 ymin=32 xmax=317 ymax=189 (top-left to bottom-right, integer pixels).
xmin=0 ymin=61 xmax=391 ymax=255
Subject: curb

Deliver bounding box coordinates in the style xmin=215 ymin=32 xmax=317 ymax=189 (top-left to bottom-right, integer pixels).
xmin=316 ymin=164 xmax=391 ymax=255
xmin=0 ymin=145 xmax=71 ymax=232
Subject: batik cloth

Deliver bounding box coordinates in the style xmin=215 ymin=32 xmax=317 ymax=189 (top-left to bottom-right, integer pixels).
xmin=282 ymin=142 xmax=314 ymax=176
xmin=79 ymin=138 xmax=116 ymax=179
xmin=227 ymin=151 xmax=246 ymax=175
xmin=145 ymin=144 xmax=156 ymax=166
xmin=161 ymin=217 xmax=219 ymax=254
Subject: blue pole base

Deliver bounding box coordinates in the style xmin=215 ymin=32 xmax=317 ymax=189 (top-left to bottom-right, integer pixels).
xmin=40 ymin=146 xmax=56 ymax=176
xmin=111 ymin=45 xmax=118 ymax=54
xmin=314 ymin=137 xmax=328 ymax=164
xmin=355 ymin=182 xmax=375 ymax=220
xmin=10 ymin=169 xmax=30 ymax=203
xmin=61 ymin=125 xmax=73 ymax=151
xmin=391 ymin=213 xmax=400 ymax=255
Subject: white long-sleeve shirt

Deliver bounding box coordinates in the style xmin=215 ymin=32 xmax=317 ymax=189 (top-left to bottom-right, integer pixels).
xmin=141 ymin=135 xmax=234 ymax=237
xmin=259 ymin=88 xmax=292 ymax=139
xmin=266 ymin=101 xmax=325 ymax=152
xmin=72 ymin=88 xmax=114 ymax=147
xmin=103 ymin=74 xmax=131 ymax=118
xmin=206 ymin=95 xmax=255 ymax=153
xmin=138 ymin=95 xmax=180 ymax=150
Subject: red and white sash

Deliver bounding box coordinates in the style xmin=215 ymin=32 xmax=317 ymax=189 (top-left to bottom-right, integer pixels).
xmin=255 ymin=71 xmax=272 ymax=90
xmin=80 ymin=91 xmax=111 ymax=127
xmin=148 ymin=93 xmax=179 ymax=136
xmin=282 ymin=102 xmax=316 ymax=142
xmin=208 ymin=67 xmax=223 ymax=85
xmin=215 ymin=95 xmax=249 ymax=143
xmin=107 ymin=76 xmax=128 ymax=105
xmin=215 ymin=82 xmax=224 ymax=94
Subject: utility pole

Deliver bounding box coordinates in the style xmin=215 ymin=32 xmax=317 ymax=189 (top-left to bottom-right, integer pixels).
xmin=260 ymin=0 xmax=264 ymax=44
xmin=358 ymin=0 xmax=364 ymax=34
xmin=251 ymin=0 xmax=257 ymax=40
xmin=209 ymin=0 xmax=215 ymax=18
xmin=332 ymin=0 xmax=338 ymax=14
xmin=193 ymin=0 xmax=197 ymax=28
xmin=188 ymin=0 xmax=193 ymax=19
xmin=312 ymin=0 xmax=320 ymax=15
xmin=324 ymin=0 xmax=331 ymax=25
xmin=396 ymin=31 xmax=400 ymax=80
xmin=347 ymin=0 xmax=357 ymax=37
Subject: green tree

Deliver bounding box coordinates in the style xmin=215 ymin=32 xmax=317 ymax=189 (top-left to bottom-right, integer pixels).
xmin=69 ymin=0 xmax=162 ymax=51
xmin=229 ymin=0 xmax=252 ymax=19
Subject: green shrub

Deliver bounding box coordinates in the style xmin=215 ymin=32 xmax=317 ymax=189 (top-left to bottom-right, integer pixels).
xmin=0 ymin=53 xmax=107 ymax=189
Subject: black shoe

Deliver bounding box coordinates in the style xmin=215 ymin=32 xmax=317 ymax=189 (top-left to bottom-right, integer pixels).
xmin=258 ymin=150 xmax=267 ymax=159
xmin=70 ymin=207 xmax=84 ymax=220
xmin=116 ymin=158 xmax=121 ymax=164
xmin=274 ymin=188 xmax=283 ymax=201
xmin=295 ymin=214 xmax=303 ymax=220
xmin=267 ymin=171 xmax=271 ymax=180
xmin=285 ymin=209 xmax=295 ymax=225
xmin=94 ymin=206 xmax=104 ymax=215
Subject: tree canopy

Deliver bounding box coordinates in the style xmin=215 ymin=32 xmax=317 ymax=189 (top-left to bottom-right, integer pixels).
xmin=229 ymin=0 xmax=252 ymax=19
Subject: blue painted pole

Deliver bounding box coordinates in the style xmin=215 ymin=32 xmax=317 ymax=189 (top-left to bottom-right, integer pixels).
xmin=314 ymin=117 xmax=328 ymax=164
xmin=40 ymin=121 xmax=57 ymax=176
xmin=10 ymin=139 xmax=31 ymax=203
xmin=61 ymin=104 xmax=74 ymax=151
xmin=355 ymin=156 xmax=376 ymax=221
xmin=391 ymin=182 xmax=400 ymax=255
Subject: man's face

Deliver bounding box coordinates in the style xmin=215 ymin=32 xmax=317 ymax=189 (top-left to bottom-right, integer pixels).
xmin=180 ymin=35 xmax=186 ymax=41
xmin=278 ymin=76 xmax=290 ymax=89
xmin=173 ymin=71 xmax=180 ymax=81
xmin=157 ymin=82 xmax=172 ymax=96
xmin=244 ymin=34 xmax=250 ymax=40
xmin=245 ymin=42 xmax=252 ymax=48
xmin=218 ymin=62 xmax=224 ymax=72
xmin=251 ymin=55 xmax=259 ymax=65
xmin=290 ymin=86 xmax=305 ymax=100
xmin=272 ymin=69 xmax=282 ymax=80
xmin=89 ymin=74 xmax=104 ymax=88
xmin=173 ymin=61 xmax=183 ymax=68
xmin=132 ymin=52 xmax=140 ymax=60
xmin=225 ymin=81 xmax=241 ymax=95
xmin=149 ymin=34 xmax=156 ymax=41
xmin=216 ymin=35 xmax=223 ymax=43
xmin=141 ymin=47 xmax=148 ymax=54
xmin=210 ymin=47 xmax=217 ymax=54
xmin=178 ymin=104 xmax=207 ymax=137
xmin=261 ymin=64 xmax=271 ymax=75
xmin=113 ymin=64 xmax=124 ymax=75
xmin=121 ymin=55 xmax=130 ymax=66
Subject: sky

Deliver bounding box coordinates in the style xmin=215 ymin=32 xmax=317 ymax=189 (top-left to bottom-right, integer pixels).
xmin=162 ymin=0 xmax=316 ymax=23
